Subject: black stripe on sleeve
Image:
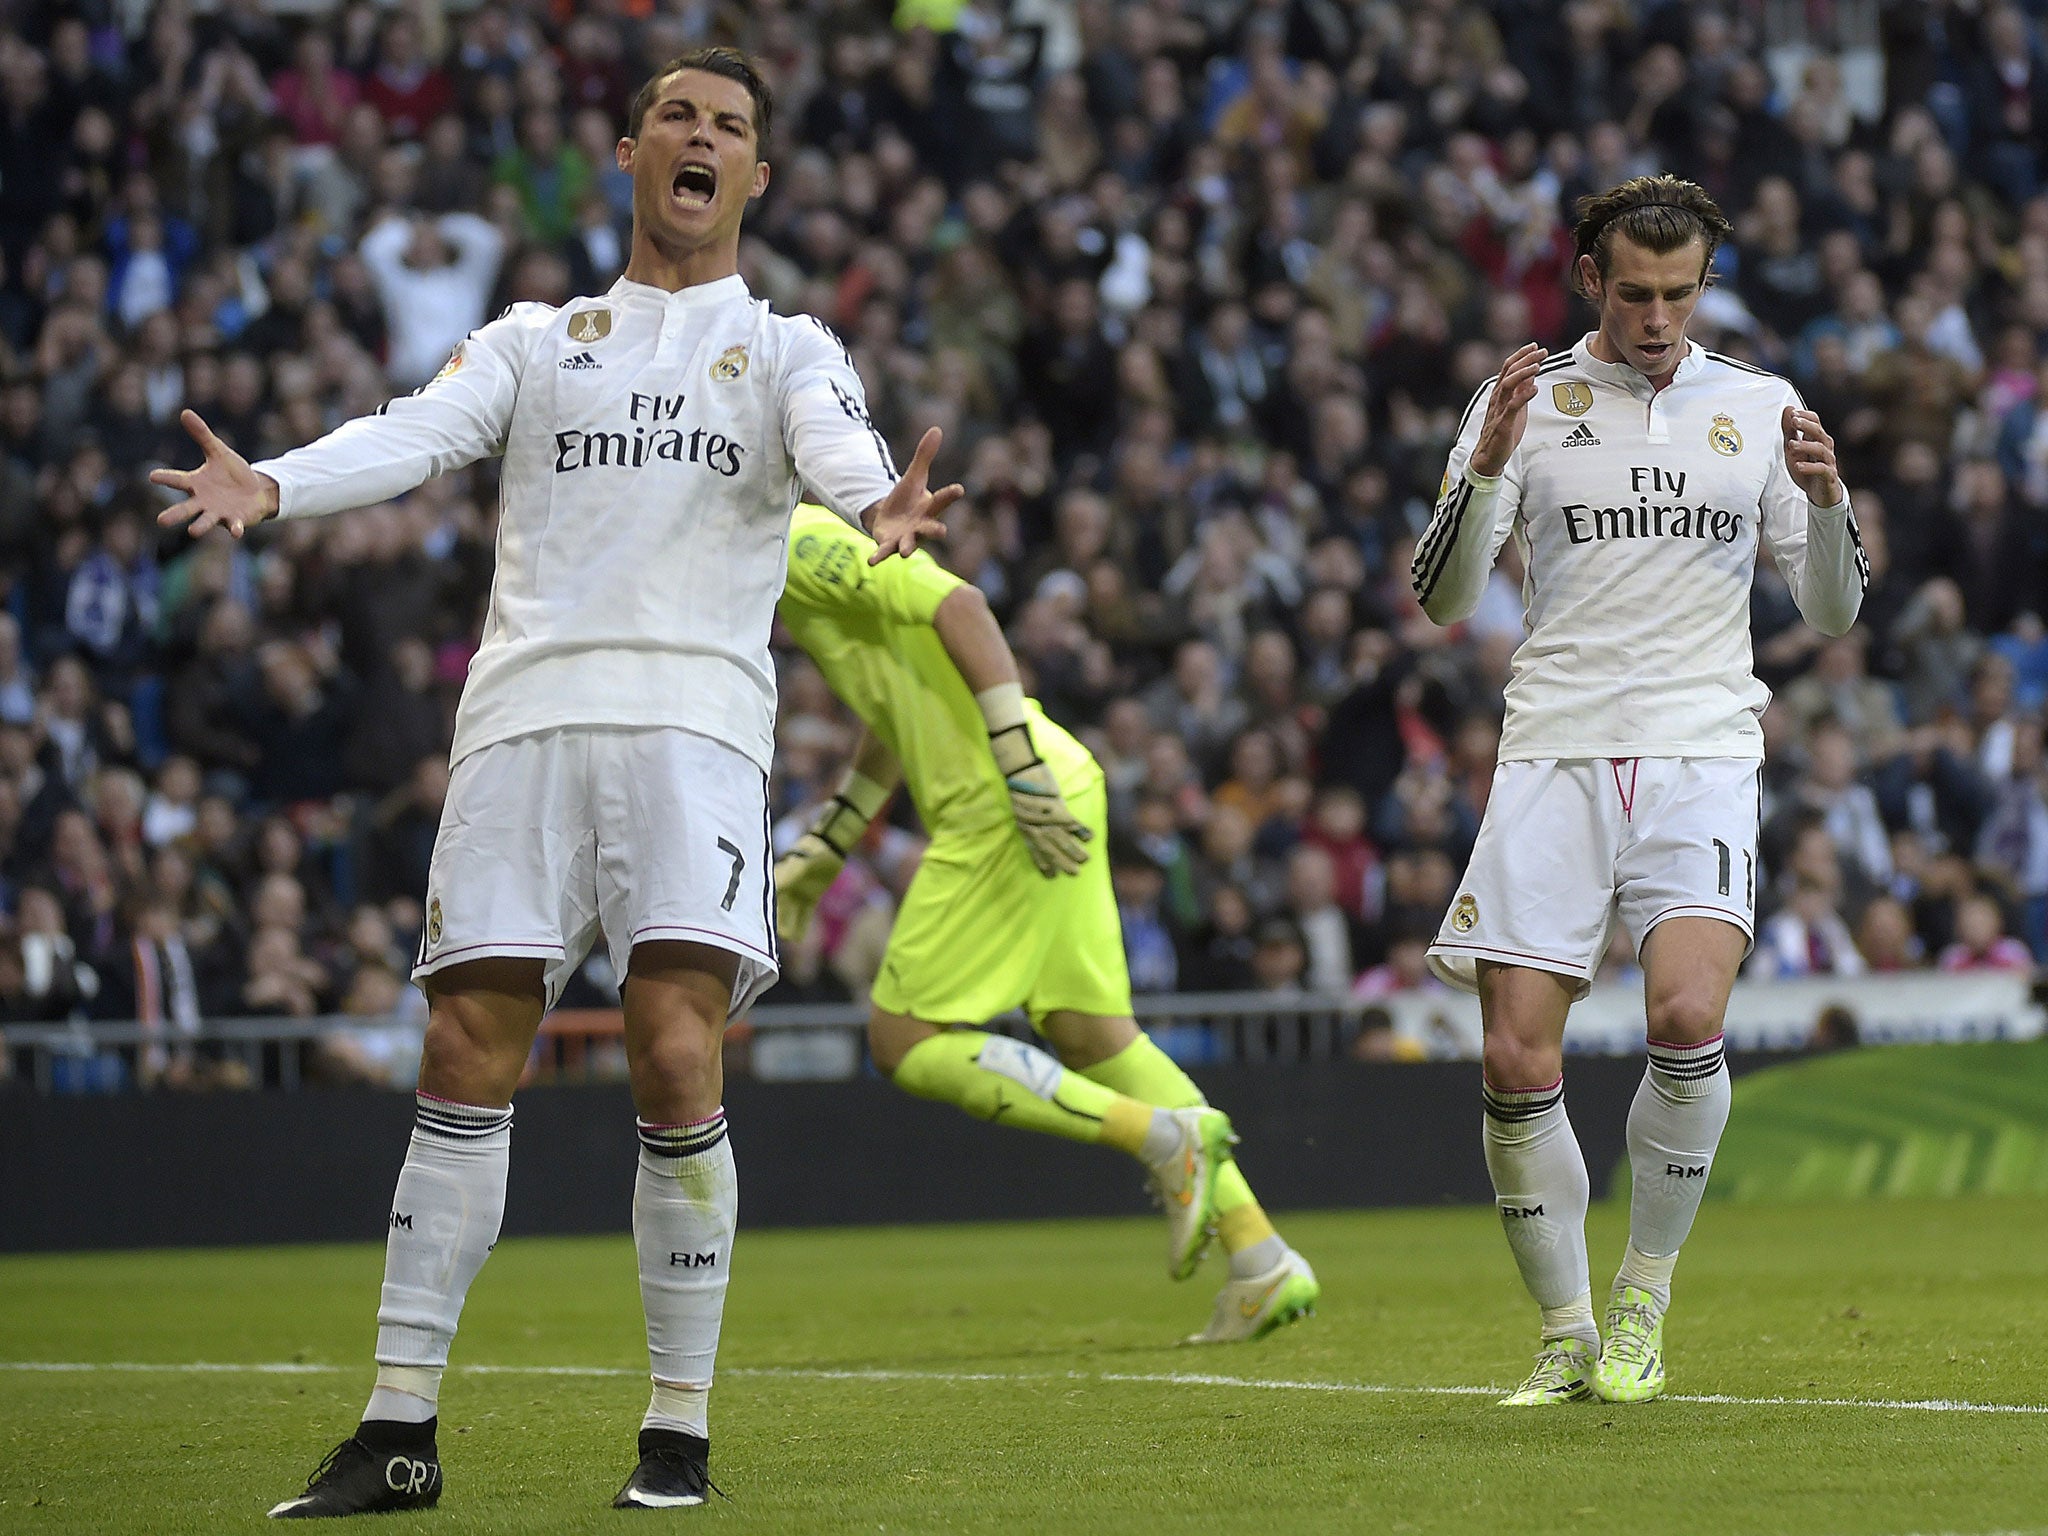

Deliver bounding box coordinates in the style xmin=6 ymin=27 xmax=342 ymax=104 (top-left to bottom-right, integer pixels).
xmin=1453 ymin=374 xmax=1499 ymax=440
xmin=1705 ymin=349 xmax=1778 ymax=378
xmin=1413 ymin=480 xmax=1474 ymax=604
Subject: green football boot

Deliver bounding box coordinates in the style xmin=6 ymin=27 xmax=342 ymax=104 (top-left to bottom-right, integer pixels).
xmin=1591 ymin=1286 xmax=1667 ymax=1403
xmin=1150 ymin=1106 xmax=1237 ymax=1280
xmin=1184 ymin=1248 xmax=1319 ymax=1344
xmin=1498 ymin=1336 xmax=1597 ymax=1406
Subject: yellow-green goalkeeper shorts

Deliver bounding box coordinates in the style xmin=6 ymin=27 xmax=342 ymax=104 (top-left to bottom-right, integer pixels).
xmin=870 ymin=767 xmax=1133 ymax=1026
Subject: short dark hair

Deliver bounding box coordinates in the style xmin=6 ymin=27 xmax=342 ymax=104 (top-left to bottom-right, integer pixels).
xmin=627 ymin=46 xmax=773 ymax=145
xmin=1571 ymin=176 xmax=1733 ymax=297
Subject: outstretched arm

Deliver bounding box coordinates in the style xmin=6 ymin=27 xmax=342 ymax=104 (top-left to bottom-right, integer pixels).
xmin=782 ymin=318 xmax=958 ymax=561
xmin=152 ymin=308 xmax=533 ymax=536
xmin=149 ymin=410 xmax=280 ymax=539
xmin=861 ymin=426 xmax=962 ymax=564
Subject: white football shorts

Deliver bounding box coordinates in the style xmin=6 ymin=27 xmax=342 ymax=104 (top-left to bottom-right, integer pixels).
xmin=1427 ymin=756 xmax=1760 ymax=998
xmin=411 ymin=726 xmax=778 ymax=1015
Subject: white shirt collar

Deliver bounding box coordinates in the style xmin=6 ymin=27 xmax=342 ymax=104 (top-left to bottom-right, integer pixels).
xmin=1571 ymin=332 xmax=1705 ymax=395
xmin=607 ymin=273 xmax=751 ymax=307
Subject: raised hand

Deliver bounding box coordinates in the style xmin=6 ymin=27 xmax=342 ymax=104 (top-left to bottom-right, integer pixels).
xmin=1469 ymin=343 xmax=1547 ymax=479
xmin=864 ymin=426 xmax=962 ymax=564
xmin=1781 ymin=406 xmax=1844 ymax=507
xmin=149 ymin=409 xmax=280 ymax=539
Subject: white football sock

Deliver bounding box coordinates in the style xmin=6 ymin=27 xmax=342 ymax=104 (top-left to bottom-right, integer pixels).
xmin=1228 ymin=1234 xmax=1289 ymax=1279
xmin=1621 ymin=1035 xmax=1732 ymax=1306
xmin=364 ymin=1093 xmax=513 ymax=1425
xmin=1482 ymin=1077 xmax=1595 ymax=1348
xmin=635 ymin=1112 xmax=737 ymax=1439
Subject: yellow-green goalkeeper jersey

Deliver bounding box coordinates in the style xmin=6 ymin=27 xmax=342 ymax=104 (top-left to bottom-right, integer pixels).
xmin=779 ymin=502 xmax=1093 ymax=835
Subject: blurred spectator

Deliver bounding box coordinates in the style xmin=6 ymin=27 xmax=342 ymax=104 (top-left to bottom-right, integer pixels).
xmin=1769 ymin=718 xmax=1892 ymax=888
xmin=1352 ymin=922 xmax=1441 ymax=1004
xmin=1282 ymin=842 xmax=1361 ymax=994
xmin=1112 ymin=836 xmax=1177 ymax=995
xmin=1938 ymin=893 xmax=2033 ymax=972
xmin=1248 ymin=915 xmax=1308 ymax=994
xmin=1808 ymin=1004 xmax=1860 ymax=1052
xmin=1751 ymin=876 xmax=1866 ymax=980
xmin=358 ymin=211 xmax=505 ymax=390
xmin=1855 ymin=895 xmax=1923 ymax=972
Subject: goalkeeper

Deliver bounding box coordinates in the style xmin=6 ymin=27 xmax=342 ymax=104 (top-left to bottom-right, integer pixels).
xmin=775 ymin=504 xmax=1316 ymax=1341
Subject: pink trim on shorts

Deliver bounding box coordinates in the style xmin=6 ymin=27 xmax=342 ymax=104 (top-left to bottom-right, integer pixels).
xmin=1429 ymin=938 xmax=1595 ymax=976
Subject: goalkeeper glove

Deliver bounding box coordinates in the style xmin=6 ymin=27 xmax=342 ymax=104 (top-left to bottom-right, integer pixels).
xmin=773 ymin=769 xmax=890 ymax=947
xmin=977 ymin=682 xmax=1091 ymax=877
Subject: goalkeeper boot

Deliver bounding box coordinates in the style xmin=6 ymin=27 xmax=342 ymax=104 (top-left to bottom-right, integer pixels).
xmin=1149 ymin=1106 xmax=1236 ymax=1281
xmin=1185 ymin=1247 xmax=1319 ymax=1344
xmin=1591 ymin=1285 xmax=1666 ymax=1403
xmin=268 ymin=1422 xmax=441 ymax=1518
xmin=1498 ymin=1337 xmax=1597 ymax=1406
xmin=613 ymin=1428 xmax=715 ymax=1510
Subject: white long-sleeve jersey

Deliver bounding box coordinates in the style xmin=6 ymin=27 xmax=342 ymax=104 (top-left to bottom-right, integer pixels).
xmin=1412 ymin=336 xmax=1868 ymax=762
xmin=256 ymin=273 xmax=899 ymax=773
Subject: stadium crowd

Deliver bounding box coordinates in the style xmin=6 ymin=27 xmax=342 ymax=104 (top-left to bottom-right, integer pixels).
xmin=0 ymin=0 xmax=2045 ymax=1082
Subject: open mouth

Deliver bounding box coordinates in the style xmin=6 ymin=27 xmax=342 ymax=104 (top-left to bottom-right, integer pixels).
xmin=672 ymin=162 xmax=718 ymax=209
xmin=1638 ymin=341 xmax=1672 ymax=365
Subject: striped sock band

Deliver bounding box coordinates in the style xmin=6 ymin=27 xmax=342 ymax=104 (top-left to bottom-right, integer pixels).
xmin=1482 ymin=1076 xmax=1565 ymax=1123
xmin=414 ymin=1091 xmax=513 ymax=1142
xmin=639 ymin=1110 xmax=728 ymax=1161
xmin=1646 ymin=1035 xmax=1726 ymax=1099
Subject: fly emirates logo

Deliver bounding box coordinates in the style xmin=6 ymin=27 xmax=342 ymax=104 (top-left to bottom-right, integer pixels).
xmin=1559 ymin=466 xmax=1743 ymax=546
xmin=552 ymin=390 xmax=746 ymax=478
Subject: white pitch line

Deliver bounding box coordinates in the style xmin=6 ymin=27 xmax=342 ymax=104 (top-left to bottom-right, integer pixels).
xmin=4 ymin=1361 xmax=2045 ymax=1416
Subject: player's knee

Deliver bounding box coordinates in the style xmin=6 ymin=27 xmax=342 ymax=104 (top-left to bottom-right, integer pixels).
xmin=867 ymin=1014 xmax=931 ymax=1077
xmin=418 ymin=1012 xmax=522 ymax=1101
xmin=1646 ymin=988 xmax=1725 ymax=1045
xmin=1481 ymin=1029 xmax=1561 ymax=1092
xmin=632 ymin=1021 xmax=722 ymax=1098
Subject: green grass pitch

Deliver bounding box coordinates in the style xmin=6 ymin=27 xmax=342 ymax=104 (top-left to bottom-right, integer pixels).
xmin=3 ymin=1196 xmax=2046 ymax=1535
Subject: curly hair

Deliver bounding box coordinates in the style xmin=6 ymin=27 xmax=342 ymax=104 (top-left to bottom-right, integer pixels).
xmin=1571 ymin=176 xmax=1733 ymax=297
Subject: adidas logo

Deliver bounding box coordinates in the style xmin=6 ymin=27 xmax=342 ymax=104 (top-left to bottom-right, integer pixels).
xmin=1561 ymin=422 xmax=1600 ymax=447
xmin=559 ymin=351 xmax=601 ymax=371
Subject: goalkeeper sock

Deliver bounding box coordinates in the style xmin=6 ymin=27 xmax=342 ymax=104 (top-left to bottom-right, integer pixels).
xmin=1620 ymin=1035 xmax=1732 ymax=1307
xmin=1081 ymin=1033 xmax=1279 ymax=1274
xmin=1482 ymin=1076 xmax=1595 ymax=1348
xmin=635 ymin=1113 xmax=738 ymax=1439
xmin=364 ymin=1093 xmax=512 ymax=1425
xmin=892 ymin=1030 xmax=1170 ymax=1155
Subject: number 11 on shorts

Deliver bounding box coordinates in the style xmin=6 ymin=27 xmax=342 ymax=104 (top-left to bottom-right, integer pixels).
xmin=1712 ymin=838 xmax=1754 ymax=910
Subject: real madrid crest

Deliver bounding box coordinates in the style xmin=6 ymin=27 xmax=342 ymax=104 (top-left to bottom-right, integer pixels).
xmin=567 ymin=308 xmax=613 ymax=344
xmin=711 ymin=345 xmax=749 ymax=382
xmin=1552 ymin=382 xmax=1593 ymax=417
xmin=1451 ymin=893 xmax=1479 ymax=933
xmin=1709 ymin=413 xmax=1743 ymax=456
xmin=426 ymin=898 xmax=444 ymax=948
